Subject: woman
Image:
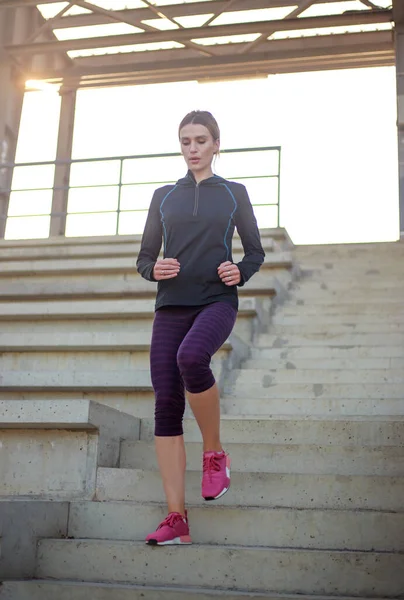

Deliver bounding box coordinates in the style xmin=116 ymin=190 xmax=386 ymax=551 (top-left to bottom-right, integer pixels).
xmin=137 ymin=110 xmax=265 ymax=545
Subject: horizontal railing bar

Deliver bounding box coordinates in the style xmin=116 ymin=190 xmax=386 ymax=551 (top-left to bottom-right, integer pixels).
xmin=1 ymin=175 xmax=279 ymax=195
xmin=1 ymin=202 xmax=279 ymax=220
xmin=0 ymin=146 xmax=281 ymax=170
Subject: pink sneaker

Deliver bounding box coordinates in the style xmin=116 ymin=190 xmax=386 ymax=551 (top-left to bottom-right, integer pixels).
xmin=145 ymin=512 xmax=192 ymax=546
xmin=202 ymin=450 xmax=231 ymax=501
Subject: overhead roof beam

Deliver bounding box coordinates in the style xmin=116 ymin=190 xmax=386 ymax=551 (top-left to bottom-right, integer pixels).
xmin=0 ymin=0 xmax=358 ymax=27
xmin=4 ymin=10 xmax=393 ymax=55
xmin=68 ymin=0 xmax=216 ymax=56
xmin=27 ymin=30 xmax=394 ymax=84
xmin=25 ymin=2 xmax=74 ymax=43
xmin=68 ymin=29 xmax=393 ymax=71
xmin=241 ymin=0 xmax=315 ymax=54
xmin=202 ymin=0 xmax=241 ymax=27
xmin=53 ymin=0 xmax=357 ymax=29
xmin=137 ymin=0 xmax=217 ymax=56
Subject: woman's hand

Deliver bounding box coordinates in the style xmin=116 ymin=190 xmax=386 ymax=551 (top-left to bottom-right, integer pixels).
xmin=153 ymin=258 xmax=180 ymax=280
xmin=218 ymin=261 xmax=241 ymax=286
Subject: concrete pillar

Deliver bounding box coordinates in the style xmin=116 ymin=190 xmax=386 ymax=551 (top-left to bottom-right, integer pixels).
xmin=50 ymin=85 xmax=77 ymax=237
xmin=0 ymin=8 xmax=25 ymax=239
xmin=394 ymin=0 xmax=404 ymax=236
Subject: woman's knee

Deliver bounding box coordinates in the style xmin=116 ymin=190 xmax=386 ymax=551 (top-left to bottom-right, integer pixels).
xmin=177 ymin=347 xmax=214 ymax=393
xmin=177 ymin=346 xmax=209 ymax=377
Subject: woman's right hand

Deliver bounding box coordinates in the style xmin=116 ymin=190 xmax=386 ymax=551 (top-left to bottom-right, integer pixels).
xmin=153 ymin=258 xmax=180 ymax=280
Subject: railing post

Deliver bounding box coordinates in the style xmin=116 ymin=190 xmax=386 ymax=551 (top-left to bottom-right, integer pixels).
xmin=0 ymin=8 xmax=25 ymax=239
xmin=394 ymin=0 xmax=404 ymax=237
xmin=50 ymin=82 xmax=77 ymax=237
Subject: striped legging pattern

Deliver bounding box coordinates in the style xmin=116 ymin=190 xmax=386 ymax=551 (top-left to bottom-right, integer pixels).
xmin=150 ymin=302 xmax=237 ymax=437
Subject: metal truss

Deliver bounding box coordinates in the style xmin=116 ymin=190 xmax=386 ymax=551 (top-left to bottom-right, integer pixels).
xmin=0 ymin=0 xmax=395 ymax=85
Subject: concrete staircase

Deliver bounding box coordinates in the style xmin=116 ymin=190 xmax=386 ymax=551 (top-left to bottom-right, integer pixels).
xmin=2 ymin=234 xmax=404 ymax=599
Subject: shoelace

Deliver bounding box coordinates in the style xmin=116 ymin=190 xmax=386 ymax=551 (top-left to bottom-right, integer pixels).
xmin=203 ymin=454 xmax=222 ymax=482
xmin=157 ymin=512 xmax=184 ymax=530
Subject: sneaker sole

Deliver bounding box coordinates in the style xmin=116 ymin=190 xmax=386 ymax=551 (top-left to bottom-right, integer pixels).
xmin=203 ymin=481 xmax=230 ymax=501
xmin=202 ymin=461 xmax=231 ymax=501
xmin=146 ymin=536 xmax=192 ymax=546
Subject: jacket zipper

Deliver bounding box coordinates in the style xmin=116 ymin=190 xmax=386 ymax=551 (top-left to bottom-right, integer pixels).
xmin=193 ymin=183 xmax=200 ymax=217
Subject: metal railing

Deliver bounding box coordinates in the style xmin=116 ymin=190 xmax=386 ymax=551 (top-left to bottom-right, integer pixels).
xmin=0 ymin=146 xmax=281 ymax=239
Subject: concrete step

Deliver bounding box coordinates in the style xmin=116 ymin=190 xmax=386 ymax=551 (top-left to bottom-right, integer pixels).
xmin=290 ymin=278 xmax=404 ymax=287
xmin=35 ymin=538 xmax=404 ymax=597
xmin=250 ymin=346 xmax=404 ymax=359
xmin=229 ymin=368 xmax=404 ymax=384
xmin=256 ymin=332 xmax=404 ymax=347
xmin=0 ymin=272 xmax=280 ymax=300
xmin=298 ymin=266 xmax=404 ymax=274
xmin=7 ymin=371 xmax=401 ymax=398
xmin=140 ymin=415 xmax=404 ymax=446
xmin=68 ymin=501 xmax=404 ymax=551
xmin=225 ymin=381 xmax=404 ymax=399
xmin=0 ymin=298 xmax=158 ymax=321
xmin=0 ymin=309 xmax=255 ymax=346
xmin=298 ymin=269 xmax=404 ymax=276
xmin=298 ymin=269 xmax=404 ymax=277
xmin=0 ymin=391 xmax=156 ymax=420
xmin=0 ymin=399 xmax=139 ymax=437
xmin=0 ymin=251 xmax=291 ymax=276
xmin=0 ymin=349 xmax=228 ymax=378
xmin=0 ymin=400 xmax=139 ymax=500
xmin=289 ymin=285 xmax=404 ymax=295
xmin=295 ymin=252 xmax=404 ymax=259
xmin=290 ymin=279 xmax=404 ymax=290
xmin=0 ymin=330 xmax=154 ymax=350
xmin=0 ymin=329 xmax=232 ymax=352
xmin=296 ymin=255 xmax=404 ymax=262
xmin=270 ymin=323 xmax=404 ymax=334
xmin=297 ymin=269 xmax=404 ymax=277
xmin=96 ymin=467 xmax=404 ymax=510
xmin=295 ymin=254 xmax=404 ymax=263
xmin=0 ymin=331 xmax=156 ymax=351
xmin=0 ymin=500 xmax=69 ymax=581
xmin=286 ymin=294 xmax=404 ymax=304
xmin=276 ymin=305 xmax=404 ymax=316
xmin=4 ymin=581 xmax=384 ymax=600
xmin=221 ymin=396 xmax=404 ymax=416
xmin=0 ymin=243 xmax=277 ymax=266
xmin=0 ymin=233 xmax=277 ymax=260
xmin=0 ymin=350 xmax=154 ymax=371
xmin=289 ymin=294 xmax=404 ymax=304
xmin=0 ymin=296 xmax=262 ymax=322
xmin=244 ymin=358 xmax=404 ymax=369
xmin=119 ymin=440 xmax=404 ymax=476
xmin=295 ymin=248 xmax=404 ymax=259
xmin=271 ymin=314 xmax=404 ymax=325
xmin=295 ymin=240 xmax=402 ymax=250
xmin=0 ymin=370 xmax=153 ymax=392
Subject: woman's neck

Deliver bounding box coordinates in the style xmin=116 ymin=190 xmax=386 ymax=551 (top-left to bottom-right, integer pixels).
xmin=192 ymin=167 xmax=214 ymax=184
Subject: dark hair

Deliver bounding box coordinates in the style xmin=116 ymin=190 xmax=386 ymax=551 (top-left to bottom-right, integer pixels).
xmin=178 ymin=110 xmax=220 ymax=143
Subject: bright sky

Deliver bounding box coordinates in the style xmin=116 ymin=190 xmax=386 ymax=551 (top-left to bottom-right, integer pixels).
xmin=8 ymin=65 xmax=399 ymax=245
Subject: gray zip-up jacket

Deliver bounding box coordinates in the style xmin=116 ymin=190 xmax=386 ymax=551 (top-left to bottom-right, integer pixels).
xmin=137 ymin=170 xmax=265 ymax=310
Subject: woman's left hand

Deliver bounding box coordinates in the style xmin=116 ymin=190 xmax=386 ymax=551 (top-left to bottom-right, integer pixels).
xmin=218 ymin=261 xmax=241 ymax=286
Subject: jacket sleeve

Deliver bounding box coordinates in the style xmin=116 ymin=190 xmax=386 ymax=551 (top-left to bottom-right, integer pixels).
xmin=234 ymin=184 xmax=265 ymax=287
xmin=136 ymin=190 xmax=163 ymax=282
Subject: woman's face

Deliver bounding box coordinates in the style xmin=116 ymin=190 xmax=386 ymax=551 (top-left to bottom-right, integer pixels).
xmin=179 ymin=123 xmax=220 ymax=175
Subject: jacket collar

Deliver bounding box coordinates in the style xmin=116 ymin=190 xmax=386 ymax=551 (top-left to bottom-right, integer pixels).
xmin=177 ymin=170 xmax=226 ymax=187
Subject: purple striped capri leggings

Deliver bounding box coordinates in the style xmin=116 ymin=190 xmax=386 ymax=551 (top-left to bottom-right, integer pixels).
xmin=150 ymin=301 xmax=237 ymax=437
